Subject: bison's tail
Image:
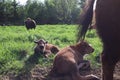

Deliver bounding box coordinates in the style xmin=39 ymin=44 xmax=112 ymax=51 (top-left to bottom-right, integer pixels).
xmin=77 ymin=0 xmax=95 ymax=42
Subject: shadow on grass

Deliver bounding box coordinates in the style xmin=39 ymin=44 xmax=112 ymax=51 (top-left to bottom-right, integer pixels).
xmin=15 ymin=53 xmax=43 ymax=80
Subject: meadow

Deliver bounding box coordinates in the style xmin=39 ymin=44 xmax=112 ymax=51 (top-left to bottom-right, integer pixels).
xmin=0 ymin=25 xmax=102 ymax=76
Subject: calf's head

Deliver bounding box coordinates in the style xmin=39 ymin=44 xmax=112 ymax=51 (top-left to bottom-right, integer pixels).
xmin=79 ymin=41 xmax=94 ymax=55
xmin=34 ymin=39 xmax=47 ymax=54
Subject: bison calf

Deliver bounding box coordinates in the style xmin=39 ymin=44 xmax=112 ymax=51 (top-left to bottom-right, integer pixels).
xmin=34 ymin=39 xmax=59 ymax=58
xmin=24 ymin=18 xmax=36 ymax=30
xmin=49 ymin=41 xmax=99 ymax=80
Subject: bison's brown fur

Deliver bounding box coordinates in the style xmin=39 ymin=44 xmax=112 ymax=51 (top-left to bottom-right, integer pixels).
xmin=24 ymin=18 xmax=36 ymax=30
xmin=49 ymin=41 xmax=99 ymax=80
xmin=78 ymin=0 xmax=120 ymax=80
xmin=34 ymin=39 xmax=59 ymax=58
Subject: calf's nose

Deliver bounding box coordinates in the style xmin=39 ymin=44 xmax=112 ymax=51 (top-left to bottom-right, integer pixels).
xmin=39 ymin=46 xmax=44 ymax=49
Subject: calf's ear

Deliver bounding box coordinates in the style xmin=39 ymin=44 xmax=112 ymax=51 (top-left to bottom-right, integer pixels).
xmin=34 ymin=40 xmax=38 ymax=43
xmin=45 ymin=41 xmax=48 ymax=44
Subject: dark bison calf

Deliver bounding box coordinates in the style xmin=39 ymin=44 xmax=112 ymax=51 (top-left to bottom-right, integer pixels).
xmin=24 ymin=18 xmax=36 ymax=30
xmin=49 ymin=41 xmax=99 ymax=80
xmin=34 ymin=39 xmax=59 ymax=58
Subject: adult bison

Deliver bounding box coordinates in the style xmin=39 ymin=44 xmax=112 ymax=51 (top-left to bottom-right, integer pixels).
xmin=78 ymin=0 xmax=120 ymax=80
xmin=24 ymin=18 xmax=36 ymax=30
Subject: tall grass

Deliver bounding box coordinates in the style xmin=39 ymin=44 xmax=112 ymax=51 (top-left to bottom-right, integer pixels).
xmin=0 ymin=25 xmax=102 ymax=75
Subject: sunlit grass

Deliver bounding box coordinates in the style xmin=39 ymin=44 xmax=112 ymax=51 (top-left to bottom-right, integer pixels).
xmin=0 ymin=25 xmax=102 ymax=75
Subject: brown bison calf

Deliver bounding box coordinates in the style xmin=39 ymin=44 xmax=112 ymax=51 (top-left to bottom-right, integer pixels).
xmin=49 ymin=41 xmax=99 ymax=80
xmin=24 ymin=18 xmax=36 ymax=30
xmin=34 ymin=39 xmax=59 ymax=58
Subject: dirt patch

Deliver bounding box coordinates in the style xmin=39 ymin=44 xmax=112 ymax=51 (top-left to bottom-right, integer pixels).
xmin=1 ymin=62 xmax=120 ymax=80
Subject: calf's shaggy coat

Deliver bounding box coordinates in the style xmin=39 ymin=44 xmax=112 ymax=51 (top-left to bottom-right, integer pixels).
xmin=34 ymin=39 xmax=59 ymax=57
xmin=49 ymin=41 xmax=99 ymax=80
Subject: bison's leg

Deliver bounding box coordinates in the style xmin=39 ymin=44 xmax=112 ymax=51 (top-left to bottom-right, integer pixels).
xmin=71 ymin=68 xmax=83 ymax=80
xmin=78 ymin=60 xmax=91 ymax=70
xmin=71 ymin=63 xmax=99 ymax=80
xmin=101 ymin=50 xmax=117 ymax=80
xmin=71 ymin=71 xmax=99 ymax=80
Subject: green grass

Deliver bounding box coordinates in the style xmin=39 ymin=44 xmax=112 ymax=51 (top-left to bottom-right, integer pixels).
xmin=0 ymin=25 xmax=102 ymax=75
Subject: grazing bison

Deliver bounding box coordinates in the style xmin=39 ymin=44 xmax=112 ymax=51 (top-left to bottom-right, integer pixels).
xmin=24 ymin=18 xmax=36 ymax=30
xmin=34 ymin=39 xmax=59 ymax=58
xmin=49 ymin=41 xmax=99 ymax=80
xmin=78 ymin=0 xmax=120 ymax=80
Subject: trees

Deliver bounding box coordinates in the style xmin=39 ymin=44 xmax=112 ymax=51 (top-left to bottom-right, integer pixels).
xmin=0 ymin=0 xmax=84 ymax=25
xmin=40 ymin=0 xmax=81 ymax=24
xmin=0 ymin=0 xmax=5 ymax=25
xmin=0 ymin=0 xmax=26 ymax=25
xmin=53 ymin=0 xmax=80 ymax=24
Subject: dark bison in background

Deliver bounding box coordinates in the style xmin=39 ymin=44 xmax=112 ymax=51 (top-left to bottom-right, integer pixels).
xmin=24 ymin=18 xmax=36 ymax=30
xmin=78 ymin=0 xmax=120 ymax=80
